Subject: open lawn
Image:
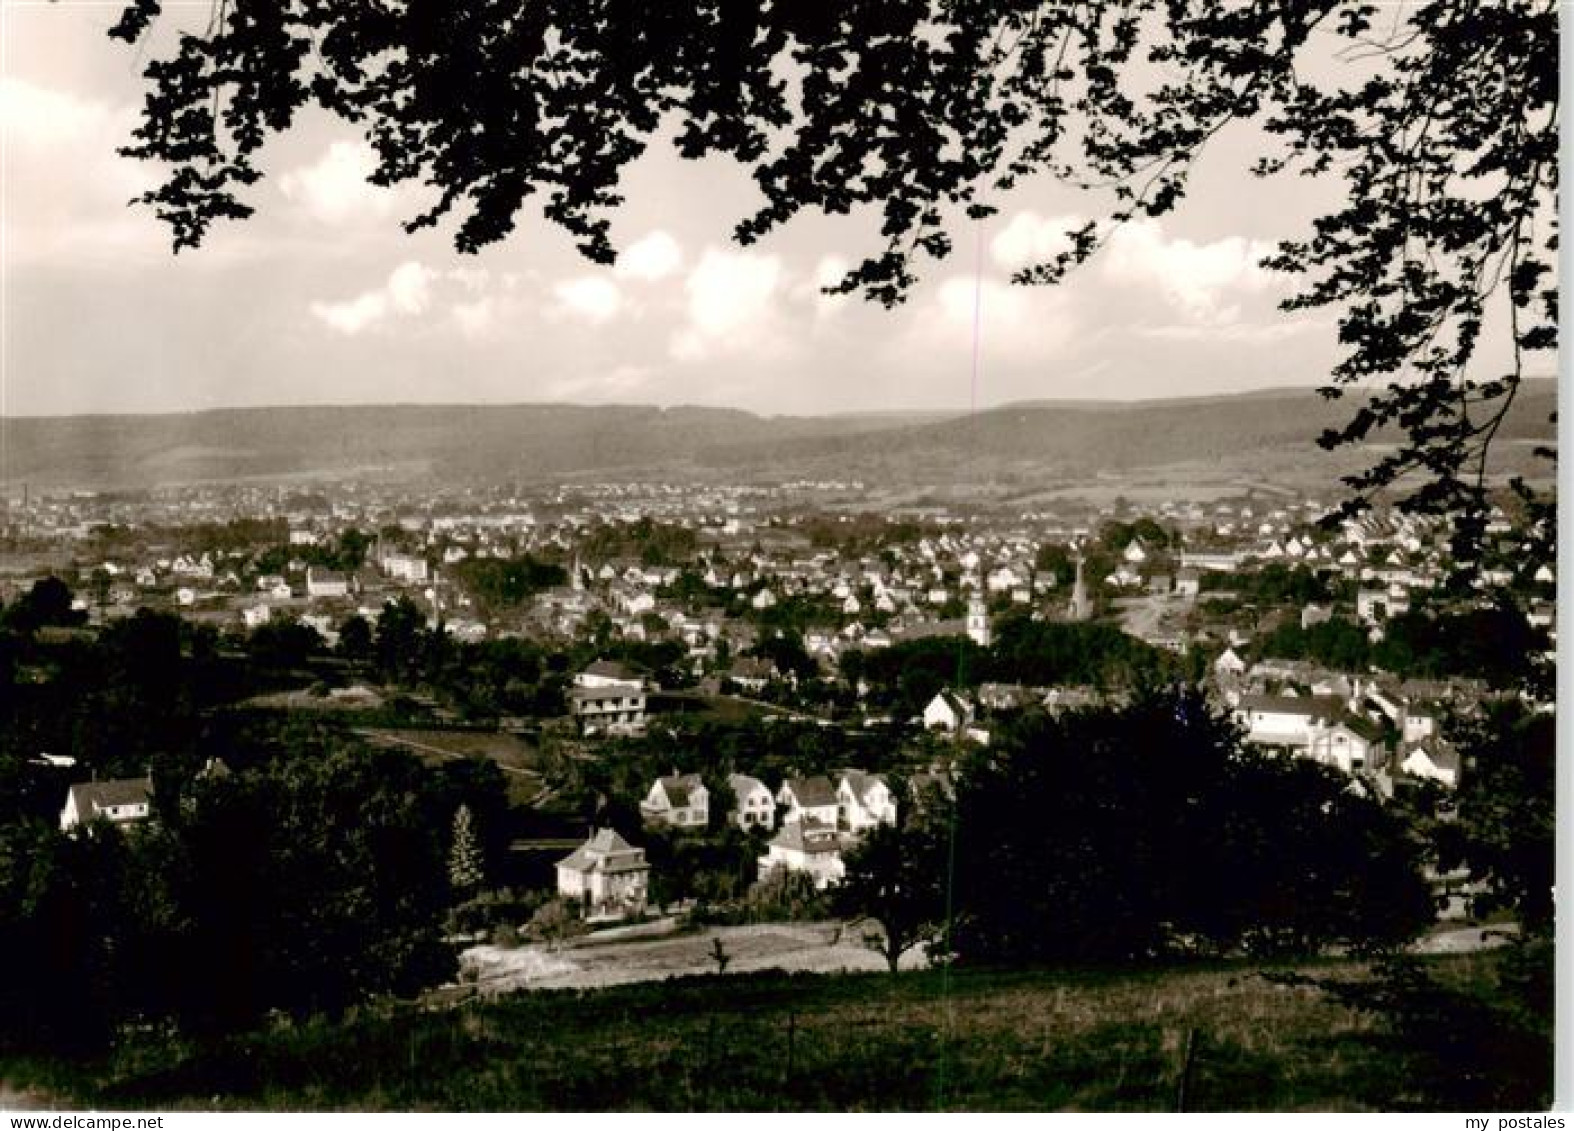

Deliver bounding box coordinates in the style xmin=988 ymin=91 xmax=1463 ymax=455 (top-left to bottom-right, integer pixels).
xmin=355 ymin=727 xmax=546 ymax=805
xmin=0 ymin=947 xmax=1548 ymax=1112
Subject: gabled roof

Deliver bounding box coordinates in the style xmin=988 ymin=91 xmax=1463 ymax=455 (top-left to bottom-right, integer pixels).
xmin=581 ymin=659 xmax=640 ymax=681
xmin=780 ymin=775 xmax=838 ymax=809
xmin=68 ymin=777 xmax=152 ymax=816
xmin=729 ymin=657 xmax=776 ymax=680
xmin=768 ymin=820 xmax=843 ymax=855
xmin=655 ymin=772 xmax=705 ymax=808
xmin=927 ymin=689 xmax=972 ymax=717
xmin=569 ymin=683 xmax=644 ymax=700
xmin=838 ymin=769 xmax=887 ymax=805
xmin=1237 ymin=694 xmax=1345 ymax=721
xmin=1333 ymin=714 xmax=1387 ymax=743
xmin=1401 ymin=738 xmax=1461 ymax=775
xmin=728 ymin=772 xmax=770 ymax=797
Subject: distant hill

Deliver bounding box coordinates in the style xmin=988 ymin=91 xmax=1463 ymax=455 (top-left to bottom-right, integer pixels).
xmin=700 ymin=380 xmax=1558 ymax=481
xmin=0 ymin=381 xmax=1554 ymax=490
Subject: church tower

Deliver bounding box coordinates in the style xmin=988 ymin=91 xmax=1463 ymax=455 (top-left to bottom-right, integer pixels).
xmin=1069 ymin=549 xmax=1091 ymax=622
xmin=966 ymin=590 xmax=991 ymax=647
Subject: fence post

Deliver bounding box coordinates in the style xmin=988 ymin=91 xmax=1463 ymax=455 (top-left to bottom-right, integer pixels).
xmin=1175 ymin=1027 xmax=1200 ymax=1113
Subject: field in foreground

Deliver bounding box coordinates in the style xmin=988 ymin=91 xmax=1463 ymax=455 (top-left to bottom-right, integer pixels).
xmin=1 ymin=947 xmax=1550 ymax=1112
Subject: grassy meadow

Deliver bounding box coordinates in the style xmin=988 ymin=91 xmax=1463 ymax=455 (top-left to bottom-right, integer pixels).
xmin=1 ymin=945 xmax=1551 ymax=1112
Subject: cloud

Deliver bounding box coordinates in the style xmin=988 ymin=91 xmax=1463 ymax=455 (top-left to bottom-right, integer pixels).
xmin=670 ymin=247 xmax=783 ymax=360
xmin=311 ymin=291 xmax=389 ymax=336
xmin=310 ymin=261 xmax=434 ymax=335
xmin=989 ymin=211 xmax=1085 ymax=271
xmin=385 ymin=261 xmax=433 ymax=314
xmin=798 ymin=255 xmax=855 ymax=319
xmin=279 ymin=140 xmax=396 ymax=225
xmin=1101 ymin=219 xmax=1277 ymax=321
xmin=615 ymin=230 xmax=683 ymax=282
xmin=902 ymin=273 xmax=1076 ymax=366
xmin=1 ymin=78 xmax=170 ymax=266
xmin=452 ymin=297 xmax=496 ymax=338
xmin=550 ymin=276 xmax=624 ymax=324
xmin=0 ymin=77 xmax=106 ymax=144
xmin=1137 ymin=316 xmax=1331 ymax=344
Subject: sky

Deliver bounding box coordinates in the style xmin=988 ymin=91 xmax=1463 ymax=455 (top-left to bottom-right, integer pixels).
xmin=2 ymin=3 xmax=1382 ymax=418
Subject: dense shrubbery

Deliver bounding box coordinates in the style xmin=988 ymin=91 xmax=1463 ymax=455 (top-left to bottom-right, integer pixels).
xmin=449 ymin=554 xmax=567 ymax=616
xmin=838 ymin=690 xmax=1436 ymax=968
xmin=841 ymin=615 xmax=1174 ymax=719
xmin=1255 ymin=601 xmax=1546 ymax=688
xmin=0 ymin=736 xmax=482 ymax=1051
xmin=1199 ymin=564 xmax=1334 ymax=605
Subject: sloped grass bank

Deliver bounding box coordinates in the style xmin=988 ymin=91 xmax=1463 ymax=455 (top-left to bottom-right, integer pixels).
xmin=2 ymin=948 xmax=1548 ymax=1112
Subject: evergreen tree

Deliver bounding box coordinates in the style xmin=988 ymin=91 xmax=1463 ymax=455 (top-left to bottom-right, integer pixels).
xmin=447 ymin=804 xmax=486 ymax=898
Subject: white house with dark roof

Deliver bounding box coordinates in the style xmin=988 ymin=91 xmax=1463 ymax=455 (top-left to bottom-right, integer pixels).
xmin=757 ymin=821 xmax=846 ymax=889
xmin=61 ymin=777 xmax=153 ymax=831
xmin=640 ymin=772 xmax=709 ymax=828
xmin=570 ymin=661 xmax=648 ymax=734
xmin=574 ymin=659 xmax=644 ymax=688
xmin=1236 ymin=693 xmax=1346 ymax=747
xmin=728 ymin=773 xmax=775 ymax=830
xmin=1398 ymin=738 xmax=1462 ymax=788
xmin=836 ymin=770 xmax=897 ymax=834
xmin=1236 ymin=694 xmax=1389 ymax=774
xmin=776 ymin=776 xmax=840 ymax=827
xmin=305 ymin=567 xmax=351 ymax=600
xmin=922 ymin=689 xmax=974 ymax=733
xmin=555 ymin=828 xmax=650 ymax=917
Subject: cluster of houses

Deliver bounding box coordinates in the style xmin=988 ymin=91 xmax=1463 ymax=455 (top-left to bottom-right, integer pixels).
xmin=1229 ymin=680 xmax=1463 ymax=788
xmin=554 ymin=767 xmax=902 ymax=919
xmin=21 ymin=474 xmax=1551 ymax=692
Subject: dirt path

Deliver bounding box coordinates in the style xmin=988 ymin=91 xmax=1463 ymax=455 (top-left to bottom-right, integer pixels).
xmin=456 ymin=917 xmax=1514 ymax=999
xmin=0 ymin=1081 xmax=62 ymax=1112
xmin=1410 ymin=923 xmax=1519 ymax=955
xmin=460 ymin=921 xmax=924 ymax=995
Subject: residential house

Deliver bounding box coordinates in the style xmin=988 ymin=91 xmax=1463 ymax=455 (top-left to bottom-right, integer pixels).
xmin=757 ymin=821 xmax=846 ymax=890
xmin=381 ymin=553 xmax=431 ymax=584
xmin=555 ymin=828 xmax=650 ymax=917
xmin=922 ymin=689 xmax=974 ymax=733
xmin=1398 ymin=738 xmax=1461 ymax=788
xmin=728 ymin=773 xmax=776 ymax=831
xmin=61 ymin=776 xmax=153 ymax=831
xmin=305 ymin=567 xmax=351 ymax=600
xmin=569 ymin=682 xmax=647 ymax=735
xmin=776 ymin=776 xmax=840 ymax=826
xmin=640 ymin=772 xmax=710 ymax=828
xmin=727 ymin=656 xmax=776 ymax=693
xmin=837 ymin=770 xmax=897 ymax=833
xmin=574 ymin=659 xmax=644 ymax=688
xmin=1236 ymin=693 xmax=1346 ymax=747
xmin=1236 ymin=694 xmax=1388 ymax=773
xmin=976 ymin=682 xmax=1029 ymax=710
xmin=1305 ymin=715 xmax=1387 ymax=774
xmin=1213 ymin=647 xmax=1248 ymax=679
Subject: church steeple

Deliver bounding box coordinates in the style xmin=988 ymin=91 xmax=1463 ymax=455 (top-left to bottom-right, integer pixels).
xmin=966 ymin=589 xmax=990 ymax=647
xmin=1069 ymin=546 xmax=1091 ymax=622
